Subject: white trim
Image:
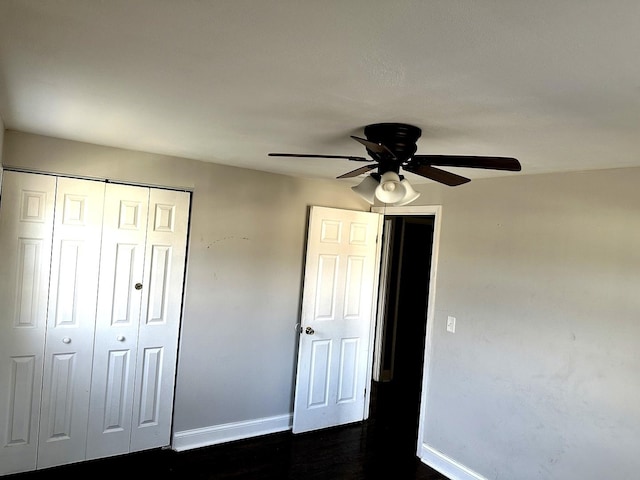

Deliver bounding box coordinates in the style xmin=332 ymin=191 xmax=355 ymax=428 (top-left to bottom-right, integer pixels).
xmin=371 ymin=205 xmax=442 ymax=459
xmin=371 ymin=205 xmax=441 ymax=216
xmin=2 ymin=166 xmax=193 ymax=192
xmin=420 ymin=443 xmax=487 ymax=480
xmin=371 ymin=218 xmax=393 ymax=382
xmin=171 ymin=414 xmax=292 ymax=452
xmin=363 ymin=211 xmax=385 ymax=418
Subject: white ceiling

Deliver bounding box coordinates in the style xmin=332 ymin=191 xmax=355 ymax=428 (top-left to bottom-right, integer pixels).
xmin=1 ymin=1 xmax=639 ymax=184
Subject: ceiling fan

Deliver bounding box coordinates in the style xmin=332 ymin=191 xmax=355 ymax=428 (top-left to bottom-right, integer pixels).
xmin=268 ymin=122 xmax=521 ymax=205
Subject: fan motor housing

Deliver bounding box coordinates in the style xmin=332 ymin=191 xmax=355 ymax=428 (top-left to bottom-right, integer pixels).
xmin=364 ymin=123 xmax=422 ymax=166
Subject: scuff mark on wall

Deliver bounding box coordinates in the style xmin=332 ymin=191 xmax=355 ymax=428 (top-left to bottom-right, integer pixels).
xmin=205 ymin=236 xmax=251 ymax=248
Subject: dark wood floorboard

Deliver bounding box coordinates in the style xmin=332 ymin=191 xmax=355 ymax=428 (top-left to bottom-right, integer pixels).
xmin=5 ymin=382 xmax=449 ymax=479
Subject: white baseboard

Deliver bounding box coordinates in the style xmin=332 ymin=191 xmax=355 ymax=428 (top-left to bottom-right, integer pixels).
xmin=420 ymin=443 xmax=487 ymax=480
xmin=173 ymin=416 xmax=484 ymax=480
xmin=171 ymin=414 xmax=293 ymax=452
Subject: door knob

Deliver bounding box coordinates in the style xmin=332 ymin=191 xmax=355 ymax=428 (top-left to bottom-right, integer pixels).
xmin=305 ymin=326 xmax=315 ymax=335
xmin=62 ymin=337 xmax=71 ymax=344
xmin=116 ymin=335 xmax=125 ymax=342
xmin=135 ymin=283 xmax=143 ymax=290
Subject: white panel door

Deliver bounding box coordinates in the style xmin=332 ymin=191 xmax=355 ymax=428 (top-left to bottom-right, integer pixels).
xmin=37 ymin=178 xmax=105 ymax=469
xmin=86 ymin=183 xmax=150 ymax=459
xmin=292 ymin=206 xmax=381 ymax=434
xmin=0 ymin=172 xmax=56 ymax=475
xmin=130 ymin=188 xmax=190 ymax=452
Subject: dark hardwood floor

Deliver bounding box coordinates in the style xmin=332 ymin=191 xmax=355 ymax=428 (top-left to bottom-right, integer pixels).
xmin=5 ymin=382 xmax=449 ymax=479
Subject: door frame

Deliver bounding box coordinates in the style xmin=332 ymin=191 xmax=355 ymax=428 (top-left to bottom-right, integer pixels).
xmin=370 ymin=204 xmax=442 ymax=455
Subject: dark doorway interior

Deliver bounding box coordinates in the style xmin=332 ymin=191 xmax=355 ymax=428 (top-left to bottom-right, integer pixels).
xmin=370 ymin=216 xmax=435 ymax=446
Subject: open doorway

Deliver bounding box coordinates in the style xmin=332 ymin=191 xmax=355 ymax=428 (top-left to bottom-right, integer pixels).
xmin=369 ymin=215 xmax=435 ymax=444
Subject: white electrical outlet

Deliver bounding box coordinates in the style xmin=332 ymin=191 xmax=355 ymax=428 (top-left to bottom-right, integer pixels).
xmin=447 ymin=316 xmax=456 ymax=333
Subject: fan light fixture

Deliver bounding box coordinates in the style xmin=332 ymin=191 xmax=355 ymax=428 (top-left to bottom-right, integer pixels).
xmin=396 ymin=179 xmax=420 ymax=206
xmin=350 ymin=175 xmax=379 ymax=204
xmin=351 ymin=172 xmax=421 ymax=206
xmin=375 ymin=171 xmax=406 ymax=203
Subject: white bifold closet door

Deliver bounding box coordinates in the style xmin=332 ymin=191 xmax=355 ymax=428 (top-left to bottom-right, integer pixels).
xmin=37 ymin=177 xmax=106 ymax=469
xmin=130 ymin=187 xmax=189 ymax=452
xmin=85 ymin=183 xmax=148 ymax=460
xmin=0 ymin=172 xmax=57 ymax=475
xmin=0 ymin=172 xmax=190 ymax=475
xmin=86 ymin=183 xmax=190 ymax=459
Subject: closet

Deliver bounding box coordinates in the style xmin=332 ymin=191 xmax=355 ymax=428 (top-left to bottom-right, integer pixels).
xmin=0 ymin=171 xmax=190 ymax=475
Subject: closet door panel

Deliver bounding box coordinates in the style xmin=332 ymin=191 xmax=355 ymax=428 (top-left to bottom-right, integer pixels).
xmin=0 ymin=172 xmax=56 ymax=475
xmin=37 ymin=178 xmax=105 ymax=469
xmin=131 ymin=188 xmax=190 ymax=452
xmin=86 ymin=183 xmax=149 ymax=460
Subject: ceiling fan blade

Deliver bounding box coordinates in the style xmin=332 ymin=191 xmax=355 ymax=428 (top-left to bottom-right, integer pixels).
xmin=268 ymin=153 xmax=369 ymax=162
xmin=412 ymin=155 xmax=521 ymax=171
xmin=350 ymin=136 xmax=396 ymax=160
xmin=336 ymin=164 xmax=378 ymax=179
xmin=404 ymin=164 xmax=470 ymax=186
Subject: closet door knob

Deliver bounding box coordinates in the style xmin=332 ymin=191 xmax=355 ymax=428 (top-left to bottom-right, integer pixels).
xmin=62 ymin=337 xmax=71 ymax=344
xmin=135 ymin=283 xmax=143 ymax=290
xmin=117 ymin=335 xmax=125 ymax=342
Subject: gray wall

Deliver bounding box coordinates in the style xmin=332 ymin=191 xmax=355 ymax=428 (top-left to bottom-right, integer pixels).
xmin=414 ymin=168 xmax=640 ymax=479
xmin=1 ymin=130 xmax=369 ymax=434
xmin=0 ymin=117 xmax=4 ymax=186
